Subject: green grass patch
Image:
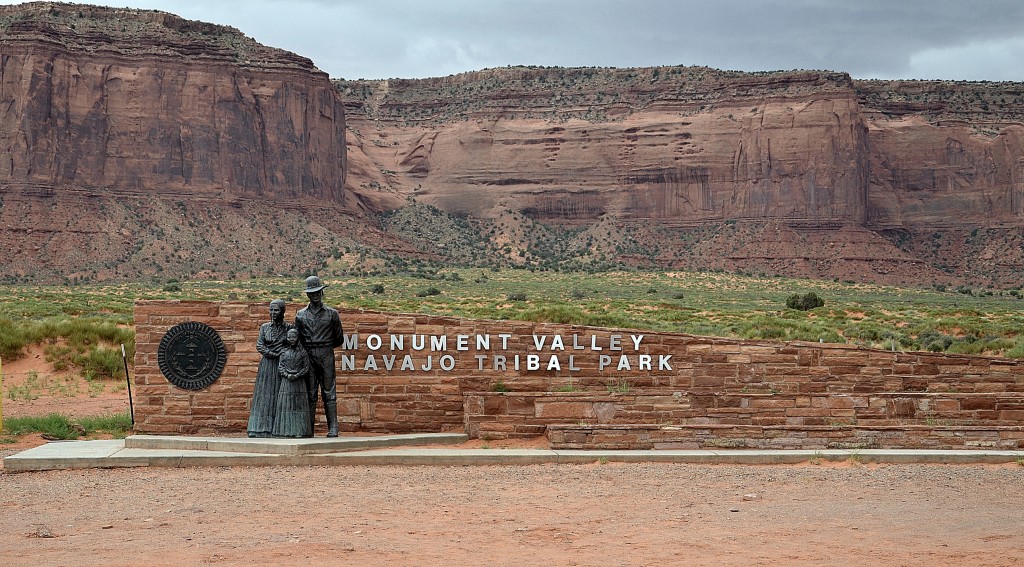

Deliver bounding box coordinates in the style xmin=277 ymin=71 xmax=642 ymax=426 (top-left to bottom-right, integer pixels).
xmin=2 ymin=413 xmax=80 ymax=439
xmin=78 ymin=412 xmax=134 ymax=437
xmin=1 ymin=411 xmax=132 ymax=439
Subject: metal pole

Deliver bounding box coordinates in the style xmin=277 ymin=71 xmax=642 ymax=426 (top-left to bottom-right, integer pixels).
xmin=121 ymin=344 xmax=135 ymax=427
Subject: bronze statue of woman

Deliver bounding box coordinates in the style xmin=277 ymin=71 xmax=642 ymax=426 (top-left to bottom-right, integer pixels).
xmin=247 ymin=299 xmax=290 ymax=438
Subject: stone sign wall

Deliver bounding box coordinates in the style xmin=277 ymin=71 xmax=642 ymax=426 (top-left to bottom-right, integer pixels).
xmin=133 ymin=301 xmax=1024 ymax=449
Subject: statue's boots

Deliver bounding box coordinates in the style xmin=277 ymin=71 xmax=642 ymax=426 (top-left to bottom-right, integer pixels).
xmin=326 ymin=402 xmax=339 ymax=438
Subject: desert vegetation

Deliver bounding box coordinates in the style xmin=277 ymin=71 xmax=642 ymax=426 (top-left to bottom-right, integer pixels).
xmin=2 ymin=269 xmax=1024 ymax=371
xmin=1 ymin=412 xmax=132 ymax=441
xmin=337 ymin=65 xmax=1024 ymax=129
xmin=339 ymin=66 xmax=846 ymax=126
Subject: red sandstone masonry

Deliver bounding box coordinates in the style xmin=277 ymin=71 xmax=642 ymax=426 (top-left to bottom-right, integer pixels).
xmin=134 ymin=301 xmax=1024 ymax=448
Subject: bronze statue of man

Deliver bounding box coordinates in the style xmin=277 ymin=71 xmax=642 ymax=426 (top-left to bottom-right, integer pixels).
xmin=294 ymin=275 xmax=343 ymax=437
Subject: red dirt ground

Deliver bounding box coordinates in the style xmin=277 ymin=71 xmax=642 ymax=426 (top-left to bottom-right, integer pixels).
xmin=2 ymin=354 xmax=1024 ymax=566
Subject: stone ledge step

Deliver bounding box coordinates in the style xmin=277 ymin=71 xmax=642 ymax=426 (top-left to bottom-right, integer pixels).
xmin=546 ymin=423 xmax=1024 ymax=450
xmin=123 ymin=432 xmax=468 ymax=455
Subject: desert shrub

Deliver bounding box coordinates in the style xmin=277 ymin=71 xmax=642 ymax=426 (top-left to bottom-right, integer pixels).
xmin=75 ymin=346 xmax=125 ymax=380
xmin=0 ymin=317 xmax=133 ymax=367
xmin=416 ymin=286 xmax=441 ymax=297
xmin=1004 ymin=340 xmax=1024 ymax=358
xmin=0 ymin=318 xmax=30 ymax=360
xmin=843 ymin=322 xmax=889 ymax=342
xmin=520 ymin=304 xmax=584 ymax=325
xmin=946 ymin=336 xmax=1015 ymax=356
xmin=507 ymin=292 xmax=528 ymax=301
xmin=917 ymin=329 xmax=954 ymax=352
xmin=738 ymin=314 xmax=842 ymax=343
xmin=785 ymin=292 xmax=824 ymax=311
xmin=370 ymin=284 xmax=385 ymax=294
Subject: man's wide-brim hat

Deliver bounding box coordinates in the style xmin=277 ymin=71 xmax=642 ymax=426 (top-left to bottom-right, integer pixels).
xmin=303 ymin=275 xmax=328 ymax=293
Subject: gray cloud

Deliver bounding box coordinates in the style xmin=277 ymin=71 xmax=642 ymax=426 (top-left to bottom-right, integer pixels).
xmin=1 ymin=0 xmax=1022 ymax=80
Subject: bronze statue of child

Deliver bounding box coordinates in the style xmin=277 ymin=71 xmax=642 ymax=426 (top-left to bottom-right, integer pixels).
xmin=272 ymin=328 xmax=313 ymax=438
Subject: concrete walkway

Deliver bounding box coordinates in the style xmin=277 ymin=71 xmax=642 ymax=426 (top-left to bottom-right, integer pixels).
xmin=5 ymin=434 xmax=1024 ymax=472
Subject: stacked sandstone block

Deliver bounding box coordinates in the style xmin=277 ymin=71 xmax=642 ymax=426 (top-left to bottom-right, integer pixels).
xmin=134 ymin=301 xmax=1024 ymax=449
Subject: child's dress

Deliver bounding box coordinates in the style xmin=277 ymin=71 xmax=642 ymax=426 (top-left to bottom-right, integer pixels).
xmin=272 ymin=343 xmax=313 ymax=438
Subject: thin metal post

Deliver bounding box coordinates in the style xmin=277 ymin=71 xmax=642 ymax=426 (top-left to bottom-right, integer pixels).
xmin=121 ymin=344 xmax=135 ymax=427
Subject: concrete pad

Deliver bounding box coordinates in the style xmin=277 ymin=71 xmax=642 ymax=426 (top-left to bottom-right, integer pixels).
xmin=115 ymin=447 xmax=300 ymax=467
xmin=4 ymin=439 xmax=129 ymax=472
xmin=124 ymin=433 xmax=469 ymax=455
xmin=5 ymin=437 xmax=1024 ymax=472
xmin=122 ymin=436 xmax=214 ymax=451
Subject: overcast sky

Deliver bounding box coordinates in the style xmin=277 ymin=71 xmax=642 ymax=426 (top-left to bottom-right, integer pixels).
xmin=4 ymin=0 xmax=1024 ymax=81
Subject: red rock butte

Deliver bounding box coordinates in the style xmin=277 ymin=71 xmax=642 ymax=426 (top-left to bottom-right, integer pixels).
xmin=0 ymin=2 xmax=346 ymax=202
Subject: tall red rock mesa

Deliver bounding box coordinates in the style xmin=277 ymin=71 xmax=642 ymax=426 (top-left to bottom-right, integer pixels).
xmin=0 ymin=2 xmax=354 ymax=282
xmin=0 ymin=2 xmax=346 ymax=200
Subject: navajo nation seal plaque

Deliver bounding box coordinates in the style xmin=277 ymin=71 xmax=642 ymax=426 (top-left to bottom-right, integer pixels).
xmin=157 ymin=322 xmax=227 ymax=390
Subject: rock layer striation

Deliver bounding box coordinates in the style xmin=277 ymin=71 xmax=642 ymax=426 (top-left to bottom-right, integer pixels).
xmin=0 ymin=2 xmax=351 ymax=281
xmin=339 ymin=66 xmax=1024 ymax=285
xmin=0 ymin=3 xmax=346 ymax=201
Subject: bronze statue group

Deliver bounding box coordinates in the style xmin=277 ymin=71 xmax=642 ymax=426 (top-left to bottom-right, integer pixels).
xmin=247 ymin=276 xmax=343 ymax=438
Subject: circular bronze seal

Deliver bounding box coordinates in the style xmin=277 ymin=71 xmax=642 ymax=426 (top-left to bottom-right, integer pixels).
xmin=157 ymin=322 xmax=227 ymax=390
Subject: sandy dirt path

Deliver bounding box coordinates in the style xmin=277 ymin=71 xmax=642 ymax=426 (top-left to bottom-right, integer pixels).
xmin=1 ymin=461 xmax=1022 ymax=566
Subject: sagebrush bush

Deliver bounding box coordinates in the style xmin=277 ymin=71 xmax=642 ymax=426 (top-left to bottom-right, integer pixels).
xmin=785 ymin=292 xmax=824 ymax=311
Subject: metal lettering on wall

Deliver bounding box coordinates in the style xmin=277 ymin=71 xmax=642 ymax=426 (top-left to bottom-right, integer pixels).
xmin=157 ymin=322 xmax=228 ymax=390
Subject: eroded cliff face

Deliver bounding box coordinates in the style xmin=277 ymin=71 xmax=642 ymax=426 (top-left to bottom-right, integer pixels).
xmin=342 ymin=68 xmax=1024 ymax=230
xmin=387 ymin=98 xmax=868 ymax=226
xmin=0 ymin=3 xmax=353 ymax=281
xmin=0 ymin=3 xmax=346 ymax=200
xmin=857 ymin=81 xmax=1024 ymax=228
xmin=864 ymin=119 xmax=1024 ymax=227
xmin=339 ymin=67 xmax=1024 ymax=286
xmin=341 ymin=68 xmax=870 ymax=225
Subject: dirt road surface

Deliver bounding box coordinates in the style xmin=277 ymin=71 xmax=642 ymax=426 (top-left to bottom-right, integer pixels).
xmin=1 ymin=459 xmax=1022 ymax=566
